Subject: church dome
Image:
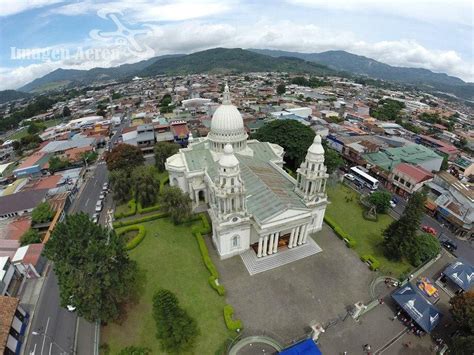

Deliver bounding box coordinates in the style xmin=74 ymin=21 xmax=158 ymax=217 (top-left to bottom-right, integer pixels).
xmin=208 ymin=84 xmax=248 ymax=152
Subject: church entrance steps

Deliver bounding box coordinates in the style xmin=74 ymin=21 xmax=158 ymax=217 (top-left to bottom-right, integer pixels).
xmin=240 ymin=237 xmax=322 ymax=275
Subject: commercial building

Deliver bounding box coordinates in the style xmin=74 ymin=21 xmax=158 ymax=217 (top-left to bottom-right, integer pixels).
xmin=388 ymin=163 xmax=434 ymax=197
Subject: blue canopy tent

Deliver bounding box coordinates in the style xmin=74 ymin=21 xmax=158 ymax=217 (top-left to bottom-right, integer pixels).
xmin=392 ymin=283 xmax=442 ymax=333
xmin=443 ymin=260 xmax=474 ymax=291
xmin=279 ymin=339 xmax=322 ymax=355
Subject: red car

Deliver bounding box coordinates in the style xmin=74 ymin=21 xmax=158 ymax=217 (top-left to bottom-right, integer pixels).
xmin=422 ymin=225 xmax=437 ymax=236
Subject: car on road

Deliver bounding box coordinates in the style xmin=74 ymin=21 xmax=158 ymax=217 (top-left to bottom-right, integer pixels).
xmin=441 ymin=239 xmax=457 ymax=252
xmin=66 ymin=296 xmax=76 ymax=312
xmin=95 ymin=200 xmax=103 ymax=212
xmin=344 ymin=173 xmax=355 ymax=181
xmin=99 ymin=191 xmax=106 ymax=200
xmin=92 ymin=213 xmax=99 ymax=224
xmin=422 ymin=225 xmax=437 ymax=236
xmin=102 ymin=182 xmax=108 ymax=191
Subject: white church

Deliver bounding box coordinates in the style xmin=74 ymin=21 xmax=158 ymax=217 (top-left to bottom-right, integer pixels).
xmin=166 ymin=85 xmax=329 ymax=260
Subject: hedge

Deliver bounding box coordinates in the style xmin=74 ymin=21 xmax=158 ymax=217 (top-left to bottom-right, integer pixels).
xmin=160 ymin=176 xmax=169 ymax=191
xmin=137 ymin=202 xmax=162 ymax=214
xmin=116 ymin=224 xmax=146 ymax=250
xmin=324 ymin=216 xmax=357 ymax=248
xmin=223 ymin=304 xmax=243 ymax=331
xmin=361 ymin=254 xmax=380 ymax=271
xmin=112 ymin=212 xmax=169 ymax=228
xmin=114 ymin=199 xmax=137 ymax=219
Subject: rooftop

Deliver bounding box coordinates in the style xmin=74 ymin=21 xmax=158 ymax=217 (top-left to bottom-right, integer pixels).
xmin=0 ymin=296 xmax=19 ymax=353
xmin=0 ymin=189 xmax=48 ymax=216
xmin=393 ymin=163 xmax=433 ymax=183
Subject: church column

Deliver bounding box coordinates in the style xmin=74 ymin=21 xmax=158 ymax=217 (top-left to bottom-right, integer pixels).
xmin=262 ymin=236 xmax=268 ymax=257
xmin=257 ymin=237 xmax=263 ymax=258
xmin=288 ymin=228 xmax=295 ymax=249
xmin=268 ymin=233 xmax=274 ymax=255
xmin=292 ymin=226 xmax=300 ymax=247
xmin=298 ymin=224 xmax=307 ymax=245
xmin=302 ymin=224 xmax=310 ymax=244
xmin=273 ymin=232 xmax=279 ymax=253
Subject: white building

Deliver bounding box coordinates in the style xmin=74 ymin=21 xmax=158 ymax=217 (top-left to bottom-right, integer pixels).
xmin=166 ymin=85 xmax=328 ymax=259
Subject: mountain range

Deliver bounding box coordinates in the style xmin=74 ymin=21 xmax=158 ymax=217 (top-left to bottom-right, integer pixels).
xmin=4 ymin=47 xmax=472 ymax=101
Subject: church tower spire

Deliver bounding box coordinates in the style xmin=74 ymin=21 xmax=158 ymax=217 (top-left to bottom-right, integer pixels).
xmin=296 ymin=135 xmax=328 ymax=204
xmin=213 ymin=144 xmax=247 ymax=220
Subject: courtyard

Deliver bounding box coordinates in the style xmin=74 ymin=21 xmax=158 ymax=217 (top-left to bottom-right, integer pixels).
xmin=209 ymin=224 xmax=375 ymax=343
xmin=326 ymin=183 xmax=413 ymax=278
xmin=101 ymin=217 xmax=231 ymax=354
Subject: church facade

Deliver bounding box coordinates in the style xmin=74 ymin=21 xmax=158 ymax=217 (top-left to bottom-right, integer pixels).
xmin=166 ymin=85 xmax=329 ymax=259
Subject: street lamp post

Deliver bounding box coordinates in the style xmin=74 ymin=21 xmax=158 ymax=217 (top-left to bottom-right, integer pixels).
xmin=31 ymin=331 xmax=74 ymax=354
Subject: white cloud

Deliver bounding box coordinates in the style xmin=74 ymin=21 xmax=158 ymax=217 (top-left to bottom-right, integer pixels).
xmin=0 ymin=0 xmax=63 ymax=17
xmin=1 ymin=19 xmax=472 ymax=90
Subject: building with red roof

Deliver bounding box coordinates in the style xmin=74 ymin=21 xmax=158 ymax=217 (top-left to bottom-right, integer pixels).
xmin=416 ymin=135 xmax=459 ymax=159
xmin=388 ymin=163 xmax=434 ymax=197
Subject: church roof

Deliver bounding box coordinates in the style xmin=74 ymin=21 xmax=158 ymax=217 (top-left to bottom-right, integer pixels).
xmin=182 ymin=140 xmax=307 ymax=223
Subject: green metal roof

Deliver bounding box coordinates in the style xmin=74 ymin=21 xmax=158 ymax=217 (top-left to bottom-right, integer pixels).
xmin=182 ymin=140 xmax=306 ymax=223
xmin=364 ymin=144 xmax=442 ymax=171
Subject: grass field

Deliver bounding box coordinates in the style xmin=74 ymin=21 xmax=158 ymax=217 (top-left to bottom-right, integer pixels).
xmin=326 ymin=184 xmax=413 ymax=277
xmin=7 ymin=118 xmax=63 ymax=140
xmin=101 ymin=217 xmax=231 ymax=354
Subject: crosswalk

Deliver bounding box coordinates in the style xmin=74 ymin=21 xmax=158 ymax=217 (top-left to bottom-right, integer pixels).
xmin=240 ymin=237 xmax=323 ymax=275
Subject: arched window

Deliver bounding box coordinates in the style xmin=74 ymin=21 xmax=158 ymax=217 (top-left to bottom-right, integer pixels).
xmin=231 ymin=235 xmax=240 ymax=249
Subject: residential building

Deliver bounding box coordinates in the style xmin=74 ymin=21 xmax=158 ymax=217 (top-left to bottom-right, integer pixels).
xmin=388 ymin=163 xmax=434 ymax=197
xmin=416 ymin=135 xmax=459 ymax=160
xmin=0 ymin=257 xmax=21 ymax=296
xmin=0 ymin=296 xmax=29 ymax=355
xmin=0 ymin=189 xmax=48 ymax=220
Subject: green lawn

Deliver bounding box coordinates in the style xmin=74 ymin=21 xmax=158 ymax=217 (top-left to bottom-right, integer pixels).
xmin=101 ymin=217 xmax=231 ymax=354
xmin=7 ymin=119 xmax=63 ymax=140
xmin=326 ymin=184 xmax=412 ymax=277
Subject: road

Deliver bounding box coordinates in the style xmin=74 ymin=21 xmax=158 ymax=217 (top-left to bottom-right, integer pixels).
xmin=23 ymin=271 xmax=76 ymax=355
xmin=23 ymin=119 xmax=128 ymax=355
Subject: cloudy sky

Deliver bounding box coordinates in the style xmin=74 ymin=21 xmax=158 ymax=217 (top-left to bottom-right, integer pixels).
xmin=0 ymin=0 xmax=472 ymax=90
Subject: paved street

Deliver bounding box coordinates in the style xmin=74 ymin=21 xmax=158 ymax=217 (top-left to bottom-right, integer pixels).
xmin=23 ymin=271 xmax=76 ymax=355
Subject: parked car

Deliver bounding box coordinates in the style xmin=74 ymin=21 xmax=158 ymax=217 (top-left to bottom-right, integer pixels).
xmin=102 ymin=182 xmax=108 ymax=191
xmin=99 ymin=192 xmax=106 ymax=200
xmin=344 ymin=173 xmax=355 ymax=181
xmin=66 ymin=296 xmax=76 ymax=312
xmin=92 ymin=213 xmax=99 ymax=224
xmin=389 ymin=200 xmax=397 ymax=208
xmin=422 ymin=225 xmax=437 ymax=236
xmin=441 ymin=239 xmax=457 ymax=252
xmin=95 ymin=200 xmax=103 ymax=212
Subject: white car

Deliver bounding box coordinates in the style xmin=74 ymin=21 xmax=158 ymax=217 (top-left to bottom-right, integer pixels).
xmin=344 ymin=173 xmax=355 ymax=181
xmin=92 ymin=213 xmax=99 ymax=224
xmin=102 ymin=182 xmax=108 ymax=191
xmin=389 ymin=200 xmax=397 ymax=208
xmin=95 ymin=200 xmax=103 ymax=212
xmin=99 ymin=192 xmax=106 ymax=200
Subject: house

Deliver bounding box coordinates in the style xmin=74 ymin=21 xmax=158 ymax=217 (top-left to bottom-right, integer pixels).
xmin=0 ymin=296 xmax=29 ymax=355
xmin=13 ymin=153 xmax=50 ymax=178
xmin=12 ymin=244 xmax=46 ymax=278
xmin=388 ymin=163 xmax=434 ymax=197
xmin=416 ymin=135 xmax=459 ymax=160
xmin=0 ymin=257 xmax=22 ymax=296
xmin=0 ymin=189 xmax=48 ymax=220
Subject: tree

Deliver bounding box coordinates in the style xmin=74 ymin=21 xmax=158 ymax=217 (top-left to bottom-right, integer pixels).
xmin=31 ymin=202 xmax=55 ymax=224
xmin=152 ymin=289 xmax=199 ymax=353
xmin=154 ymin=142 xmax=179 ymax=172
xmin=383 ymin=191 xmax=426 ymax=261
xmin=404 ymin=233 xmax=440 ymax=267
xmin=450 ymin=291 xmax=474 ymax=355
xmin=48 ymin=156 xmax=70 ymax=173
xmin=441 ymin=156 xmax=449 ymax=171
xmin=276 ymin=83 xmax=286 ymax=95
xmin=132 ymin=165 xmax=159 ymax=207
xmin=368 ymin=191 xmax=392 ymax=213
xmin=160 ymin=186 xmax=192 ymax=224
xmin=109 ymin=169 xmax=132 ymax=203
xmin=27 ymin=122 xmax=45 ymax=135
xmin=62 ymin=106 xmax=71 ymax=117
xmin=117 ymin=346 xmax=151 ymax=355
xmin=105 ymin=144 xmax=144 ymax=172
xmin=20 ymin=228 xmax=41 ymax=246
xmin=252 ymin=120 xmax=315 ymax=170
xmin=322 ymin=141 xmax=343 ymax=174
xmin=370 ymin=99 xmax=405 ymax=121
xmin=44 ymin=213 xmax=138 ymax=322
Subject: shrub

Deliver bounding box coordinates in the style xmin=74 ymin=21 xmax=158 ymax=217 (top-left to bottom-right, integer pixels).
xmin=116 ymin=224 xmax=146 ymax=250
xmin=223 ymin=305 xmax=243 ymax=331
xmin=324 ymin=216 xmax=357 ymax=248
xmin=137 ymin=202 xmax=162 ymax=214
xmin=114 ymin=199 xmax=137 ymax=219
xmin=112 ymin=212 xmax=169 ymax=228
xmin=361 ymin=255 xmax=380 ymax=271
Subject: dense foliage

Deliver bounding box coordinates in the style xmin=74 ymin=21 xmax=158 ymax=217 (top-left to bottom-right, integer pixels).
xmin=106 ymin=144 xmax=145 ymax=172
xmin=152 ymin=289 xmax=199 ymax=353
xmin=117 ymin=346 xmax=151 ymax=355
xmin=252 ymin=119 xmax=315 ymax=170
xmin=291 ymin=76 xmax=328 ymax=88
xmin=276 ymin=83 xmax=286 ymax=95
xmin=49 ymin=156 xmax=70 ymax=173
xmin=154 ymin=142 xmax=180 ymax=172
xmin=20 ymin=228 xmax=41 ymax=246
xmin=132 ymin=165 xmax=159 ymax=207
xmin=368 ymin=191 xmax=392 ymax=213
xmin=31 ymin=202 xmax=55 ymax=224
xmin=404 ymin=233 xmax=441 ymax=267
xmin=0 ymin=96 xmax=55 ymax=132
xmin=44 ymin=213 xmax=138 ymax=322
xmin=383 ymin=191 xmax=425 ymax=260
xmin=370 ymin=99 xmax=405 ymax=121
xmin=450 ymin=291 xmax=474 ymax=354
xmin=109 ymin=169 xmax=132 ymax=203
xmin=322 ymin=141 xmax=344 ymax=174
xmin=160 ymin=186 xmax=192 ymax=224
